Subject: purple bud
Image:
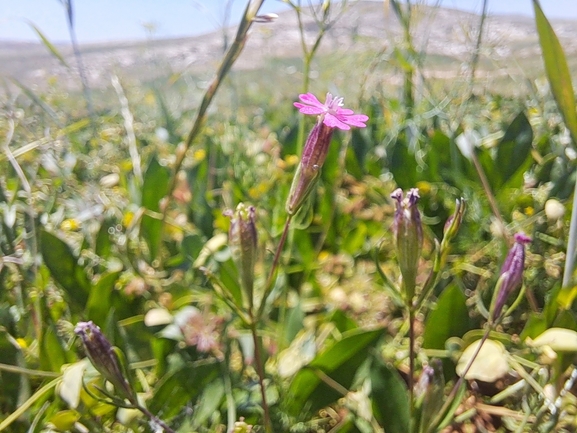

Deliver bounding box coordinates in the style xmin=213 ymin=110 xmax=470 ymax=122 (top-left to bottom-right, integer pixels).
xmin=391 ymin=188 xmax=423 ymax=301
xmin=74 ymin=321 xmax=134 ymax=401
xmin=286 ymin=121 xmax=334 ymax=215
xmin=491 ymin=232 xmax=531 ymax=321
xmin=225 ymin=203 xmax=258 ymax=308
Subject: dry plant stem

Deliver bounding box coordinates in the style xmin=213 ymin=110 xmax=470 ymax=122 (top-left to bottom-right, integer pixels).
xmin=249 ymin=312 xmax=273 ymax=433
xmin=470 ymin=151 xmax=508 ymax=239
xmin=62 ymin=0 xmax=94 ymax=119
xmin=163 ymin=0 xmax=265 ymax=218
xmin=111 ymin=75 xmax=142 ymax=184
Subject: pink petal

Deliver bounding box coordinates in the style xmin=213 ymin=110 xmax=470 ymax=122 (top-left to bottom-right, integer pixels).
xmin=294 ymin=102 xmax=325 ymax=115
xmin=298 ymin=93 xmax=325 ymax=109
xmin=323 ymin=114 xmax=350 ymax=130
xmin=335 ymin=107 xmax=354 ymax=115
xmin=343 ymin=114 xmax=369 ymax=127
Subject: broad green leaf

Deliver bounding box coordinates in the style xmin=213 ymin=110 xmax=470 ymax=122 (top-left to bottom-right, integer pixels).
xmin=494 ymin=112 xmax=533 ymax=189
xmin=141 ymin=156 xmax=171 ymax=260
xmin=422 ymin=284 xmax=470 ymax=350
xmin=286 ymin=328 xmax=383 ymax=417
xmin=40 ymin=322 xmax=68 ymax=371
xmin=370 ymin=356 xmax=409 ymax=433
xmin=191 ymin=379 xmax=225 ymax=428
xmin=40 ymin=230 xmax=90 ymax=308
xmin=86 ymin=271 xmax=121 ymax=327
xmin=27 ymin=22 xmax=69 ymax=68
xmin=149 ymin=361 xmax=220 ymax=419
xmin=95 ymin=219 xmax=114 ymax=260
xmin=533 ymin=0 xmax=577 ymax=145
xmin=389 ymin=134 xmax=417 ymax=190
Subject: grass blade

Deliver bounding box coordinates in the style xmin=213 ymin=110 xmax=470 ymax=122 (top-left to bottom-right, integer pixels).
xmin=532 ymin=0 xmax=577 ymax=144
xmin=27 ymin=22 xmax=69 ymax=68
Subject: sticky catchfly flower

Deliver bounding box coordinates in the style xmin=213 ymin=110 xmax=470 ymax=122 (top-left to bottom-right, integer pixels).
xmin=287 ymin=93 xmax=368 ymax=215
xmin=294 ymin=93 xmax=369 ymax=130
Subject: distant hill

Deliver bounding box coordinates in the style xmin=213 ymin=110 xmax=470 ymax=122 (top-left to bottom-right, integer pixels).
xmin=1 ymin=1 xmax=576 ymax=91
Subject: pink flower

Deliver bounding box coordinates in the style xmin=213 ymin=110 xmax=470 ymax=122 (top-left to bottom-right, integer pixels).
xmin=294 ymin=93 xmax=369 ymax=130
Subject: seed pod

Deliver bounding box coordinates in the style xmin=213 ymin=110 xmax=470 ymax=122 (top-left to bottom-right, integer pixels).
xmin=391 ymin=188 xmax=423 ymax=302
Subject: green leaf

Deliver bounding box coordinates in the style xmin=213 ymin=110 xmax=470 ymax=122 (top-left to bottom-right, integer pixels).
xmin=370 ymin=356 xmax=409 ymax=433
xmin=389 ymin=134 xmax=417 ymax=189
xmin=422 ymin=284 xmax=470 ymax=350
xmin=27 ymin=21 xmax=69 ymax=68
xmin=40 ymin=322 xmax=68 ymax=371
xmin=141 ymin=156 xmax=171 ymax=260
xmin=86 ymin=271 xmax=121 ymax=327
xmin=286 ymin=328 xmax=383 ymax=417
xmin=493 ymin=111 xmax=533 ymax=189
xmin=533 ymin=0 xmax=577 ymax=145
xmin=422 ymin=284 xmax=471 ymax=378
xmin=40 ymin=230 xmax=90 ymax=308
xmin=149 ymin=361 xmax=220 ymax=419
xmin=95 ymin=219 xmax=114 ymax=260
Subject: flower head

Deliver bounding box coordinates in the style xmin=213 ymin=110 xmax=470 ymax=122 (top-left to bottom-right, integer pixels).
xmin=491 ymin=232 xmax=532 ymax=322
xmin=294 ymin=93 xmax=369 ymax=130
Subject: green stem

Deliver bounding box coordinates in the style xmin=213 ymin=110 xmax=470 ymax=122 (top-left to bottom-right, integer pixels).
xmin=408 ymin=307 xmax=415 ymax=431
xmin=249 ymin=314 xmax=273 ymax=433
xmin=259 ymin=215 xmax=293 ymax=319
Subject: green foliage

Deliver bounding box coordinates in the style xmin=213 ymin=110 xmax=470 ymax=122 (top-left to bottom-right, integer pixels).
xmin=1 ymin=1 xmax=577 ymax=432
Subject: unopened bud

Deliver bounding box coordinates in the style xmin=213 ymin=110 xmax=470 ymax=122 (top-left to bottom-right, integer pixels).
xmin=286 ymin=121 xmax=333 ymax=215
xmin=442 ymin=198 xmax=466 ymax=246
xmin=225 ymin=203 xmax=258 ymax=308
xmin=391 ymin=188 xmax=423 ymax=301
xmin=74 ymin=321 xmax=134 ymax=401
xmin=491 ymin=232 xmax=531 ymax=322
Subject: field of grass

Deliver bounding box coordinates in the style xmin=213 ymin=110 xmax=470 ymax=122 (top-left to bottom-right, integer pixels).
xmin=2 ymin=1 xmax=577 ymax=432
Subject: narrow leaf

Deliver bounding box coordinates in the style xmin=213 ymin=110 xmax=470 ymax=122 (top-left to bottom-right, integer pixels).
xmin=140 ymin=156 xmax=171 ymax=260
xmin=533 ymin=0 xmax=577 ymax=145
xmin=27 ymin=21 xmax=69 ymax=68
xmin=287 ymin=328 xmax=383 ymax=416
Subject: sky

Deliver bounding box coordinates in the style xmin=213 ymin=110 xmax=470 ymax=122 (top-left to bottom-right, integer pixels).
xmin=0 ymin=0 xmax=576 ymax=44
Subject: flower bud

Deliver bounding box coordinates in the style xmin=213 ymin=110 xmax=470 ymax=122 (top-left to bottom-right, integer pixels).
xmin=391 ymin=188 xmax=423 ymax=302
xmin=286 ymin=121 xmax=333 ymax=215
xmin=225 ymin=203 xmax=258 ymax=308
xmin=443 ymin=198 xmax=466 ymax=244
xmin=74 ymin=321 xmax=134 ymax=401
xmin=491 ymin=232 xmax=531 ymax=322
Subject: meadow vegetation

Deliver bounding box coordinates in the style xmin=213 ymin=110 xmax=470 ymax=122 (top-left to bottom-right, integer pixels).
xmin=1 ymin=0 xmax=577 ymax=432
